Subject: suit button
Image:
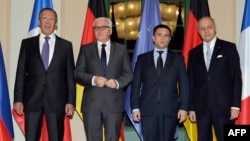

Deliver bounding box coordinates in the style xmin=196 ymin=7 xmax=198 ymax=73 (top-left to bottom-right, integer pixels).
xmin=207 ymin=77 xmax=211 ymax=80
xmin=43 ymin=84 xmax=46 ymax=87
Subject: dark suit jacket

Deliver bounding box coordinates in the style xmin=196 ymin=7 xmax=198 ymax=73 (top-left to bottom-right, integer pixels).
xmin=14 ymin=35 xmax=76 ymax=112
xmin=131 ymin=50 xmax=190 ymax=117
xmin=74 ymin=41 xmax=133 ymax=113
xmin=187 ymin=38 xmax=242 ymax=118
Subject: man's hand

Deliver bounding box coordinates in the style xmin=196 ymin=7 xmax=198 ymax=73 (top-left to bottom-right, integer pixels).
xmin=105 ymin=79 xmax=117 ymax=89
xmin=132 ymin=111 xmax=141 ymax=122
xmin=65 ymin=104 xmax=75 ymax=117
xmin=94 ymin=76 xmax=107 ymax=87
xmin=178 ymin=110 xmax=188 ymax=123
xmin=230 ymin=108 xmax=240 ymax=120
xmin=189 ymin=111 xmax=197 ymax=122
xmin=13 ymin=102 xmax=24 ymax=115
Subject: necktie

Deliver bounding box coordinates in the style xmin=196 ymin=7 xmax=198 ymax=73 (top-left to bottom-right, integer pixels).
xmin=156 ymin=51 xmax=164 ymax=76
xmin=206 ymin=43 xmax=211 ymax=70
xmin=41 ymin=36 xmax=50 ymax=70
xmin=156 ymin=51 xmax=163 ymax=101
xmin=101 ymin=44 xmax=107 ymax=71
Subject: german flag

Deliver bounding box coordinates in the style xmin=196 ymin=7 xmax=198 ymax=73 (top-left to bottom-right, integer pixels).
xmin=182 ymin=0 xmax=215 ymax=141
xmin=182 ymin=0 xmax=210 ymax=65
xmin=76 ymin=0 xmax=124 ymax=140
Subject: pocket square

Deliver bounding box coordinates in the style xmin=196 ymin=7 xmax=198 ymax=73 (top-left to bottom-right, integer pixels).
xmin=217 ymin=55 xmax=223 ymax=58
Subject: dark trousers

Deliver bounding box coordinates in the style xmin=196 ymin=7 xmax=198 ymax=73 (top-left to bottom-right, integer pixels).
xmin=83 ymin=106 xmax=123 ymax=141
xmin=197 ymin=111 xmax=235 ymax=141
xmin=141 ymin=103 xmax=177 ymax=141
xmin=25 ymin=96 xmax=64 ymax=141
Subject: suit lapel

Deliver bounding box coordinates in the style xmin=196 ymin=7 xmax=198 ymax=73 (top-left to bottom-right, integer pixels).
xmin=94 ymin=42 xmax=105 ymax=71
xmin=107 ymin=42 xmax=115 ymax=70
xmin=149 ymin=51 xmax=154 ymax=64
xmin=209 ymin=39 xmax=222 ymax=71
xmin=162 ymin=51 xmax=176 ymax=76
xmin=32 ymin=35 xmax=47 ymax=70
xmin=196 ymin=45 xmax=207 ymax=72
xmin=33 ymin=35 xmax=41 ymax=52
xmin=163 ymin=51 xmax=172 ymax=72
xmin=147 ymin=51 xmax=157 ymax=75
xmin=47 ymin=36 xmax=59 ymax=71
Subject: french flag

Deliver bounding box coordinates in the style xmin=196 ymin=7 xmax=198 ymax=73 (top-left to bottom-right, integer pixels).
xmin=236 ymin=0 xmax=250 ymax=124
xmin=28 ymin=0 xmax=53 ymax=37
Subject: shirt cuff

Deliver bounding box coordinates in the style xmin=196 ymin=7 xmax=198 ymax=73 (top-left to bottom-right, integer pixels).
xmin=132 ymin=109 xmax=140 ymax=112
xmin=231 ymin=107 xmax=240 ymax=110
xmin=92 ymin=76 xmax=96 ymax=86
xmin=114 ymin=79 xmax=119 ymax=89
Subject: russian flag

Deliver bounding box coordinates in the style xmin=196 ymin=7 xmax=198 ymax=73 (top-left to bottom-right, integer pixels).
xmin=236 ymin=0 xmax=250 ymax=125
xmin=28 ymin=0 xmax=53 ymax=37
xmin=0 ymin=42 xmax=14 ymax=141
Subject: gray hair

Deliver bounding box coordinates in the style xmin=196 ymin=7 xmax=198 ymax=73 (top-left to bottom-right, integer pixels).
xmin=93 ymin=17 xmax=112 ymax=28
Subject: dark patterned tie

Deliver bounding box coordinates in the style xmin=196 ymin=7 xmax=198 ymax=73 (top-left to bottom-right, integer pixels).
xmin=157 ymin=51 xmax=164 ymax=76
xmin=41 ymin=36 xmax=50 ymax=70
xmin=156 ymin=51 xmax=164 ymax=101
xmin=101 ymin=44 xmax=107 ymax=71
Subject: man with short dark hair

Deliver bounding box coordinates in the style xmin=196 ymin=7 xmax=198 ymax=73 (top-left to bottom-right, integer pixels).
xmin=131 ymin=24 xmax=190 ymax=141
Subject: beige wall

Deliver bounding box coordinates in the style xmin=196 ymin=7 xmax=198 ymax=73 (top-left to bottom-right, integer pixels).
xmin=0 ymin=0 xmax=10 ymax=77
xmin=0 ymin=0 xmax=245 ymax=140
xmin=209 ymin=0 xmax=236 ymax=42
xmin=61 ymin=1 xmax=87 ymax=140
xmin=61 ymin=0 xmax=88 ymax=62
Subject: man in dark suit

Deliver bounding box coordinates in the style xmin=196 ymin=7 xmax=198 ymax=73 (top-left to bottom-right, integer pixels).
xmin=74 ymin=17 xmax=133 ymax=141
xmin=131 ymin=24 xmax=190 ymax=141
xmin=13 ymin=8 xmax=76 ymax=141
xmin=188 ymin=16 xmax=242 ymax=141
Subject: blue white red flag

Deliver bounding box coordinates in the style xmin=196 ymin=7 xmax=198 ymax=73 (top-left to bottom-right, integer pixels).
xmin=0 ymin=42 xmax=14 ymax=141
xmin=236 ymin=0 xmax=250 ymax=125
xmin=28 ymin=0 xmax=53 ymax=37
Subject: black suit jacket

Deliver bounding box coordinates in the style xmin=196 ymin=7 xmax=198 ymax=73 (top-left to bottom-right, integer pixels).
xmin=74 ymin=41 xmax=133 ymax=113
xmin=187 ymin=38 xmax=242 ymax=118
xmin=14 ymin=35 xmax=76 ymax=112
xmin=131 ymin=50 xmax=190 ymax=117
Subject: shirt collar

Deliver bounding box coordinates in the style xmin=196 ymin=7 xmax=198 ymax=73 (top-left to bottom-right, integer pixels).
xmin=40 ymin=33 xmax=56 ymax=40
xmin=203 ymin=36 xmax=217 ymax=47
xmin=97 ymin=40 xmax=110 ymax=47
xmin=154 ymin=47 xmax=168 ymax=53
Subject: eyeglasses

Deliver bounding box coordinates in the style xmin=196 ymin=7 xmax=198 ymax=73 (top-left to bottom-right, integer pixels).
xmin=40 ymin=17 xmax=56 ymax=22
xmin=93 ymin=26 xmax=110 ymax=31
